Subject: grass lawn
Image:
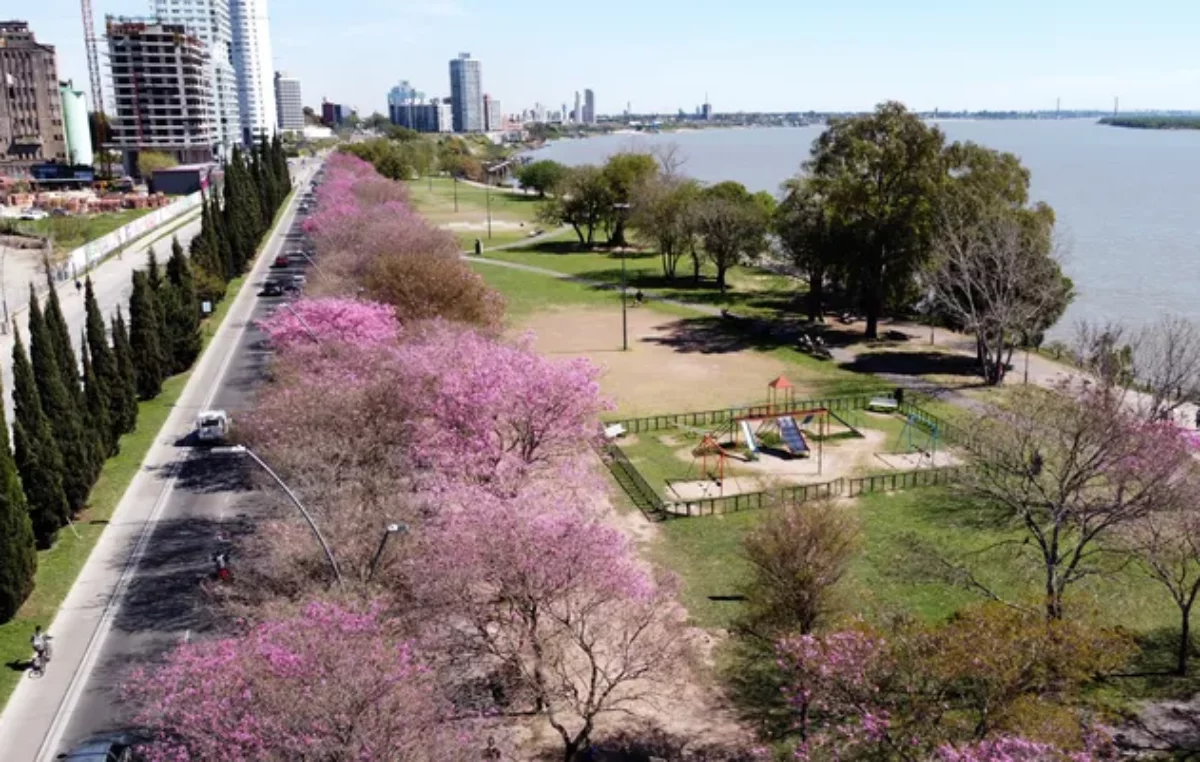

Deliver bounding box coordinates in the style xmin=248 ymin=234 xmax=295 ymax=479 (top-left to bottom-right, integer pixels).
xmin=14 ymin=209 xmax=156 ymax=251
xmin=0 ymin=187 xmax=292 ymax=708
xmin=405 ymin=178 xmax=544 ymax=249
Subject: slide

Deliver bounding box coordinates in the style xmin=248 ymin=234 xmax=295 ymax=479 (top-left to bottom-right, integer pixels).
xmin=740 ymin=420 xmax=760 ymax=454
xmin=778 ymin=417 xmax=810 ymax=455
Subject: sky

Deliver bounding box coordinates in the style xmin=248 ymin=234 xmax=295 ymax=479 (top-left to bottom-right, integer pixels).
xmin=16 ymin=0 xmax=1200 ymax=117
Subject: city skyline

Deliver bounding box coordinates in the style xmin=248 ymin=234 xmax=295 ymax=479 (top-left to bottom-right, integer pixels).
xmin=15 ymin=0 xmax=1200 ymax=118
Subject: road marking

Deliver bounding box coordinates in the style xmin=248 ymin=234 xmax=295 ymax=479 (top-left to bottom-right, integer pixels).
xmin=34 ymin=167 xmax=315 ymax=761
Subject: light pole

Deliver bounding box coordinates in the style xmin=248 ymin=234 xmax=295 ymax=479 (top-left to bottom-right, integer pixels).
xmin=453 ymin=176 xmax=459 ymax=213
xmin=368 ymin=522 xmax=408 ymax=582
xmin=485 ymin=173 xmax=492 ymax=240
xmin=612 ymin=202 xmax=631 ymax=351
xmin=214 ymin=445 xmax=343 ymax=586
xmin=281 ymin=302 xmax=321 ymax=344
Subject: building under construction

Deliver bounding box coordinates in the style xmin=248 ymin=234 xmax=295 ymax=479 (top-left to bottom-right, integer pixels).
xmin=105 ymin=17 xmax=214 ymax=176
xmin=0 ymin=21 xmax=68 ymax=177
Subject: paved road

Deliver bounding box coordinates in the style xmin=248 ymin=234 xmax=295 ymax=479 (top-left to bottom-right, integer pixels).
xmin=0 ymin=160 xmax=320 ymax=761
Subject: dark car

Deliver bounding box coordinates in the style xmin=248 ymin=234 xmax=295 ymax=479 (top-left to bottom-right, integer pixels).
xmin=57 ymin=736 xmax=137 ymax=761
xmin=272 ymin=255 xmax=290 ymax=268
xmin=261 ymin=281 xmax=284 ymax=297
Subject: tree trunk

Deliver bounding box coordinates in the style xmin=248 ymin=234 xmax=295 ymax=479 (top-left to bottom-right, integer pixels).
xmin=865 ymin=312 xmax=879 ymax=340
xmin=807 ymin=269 xmax=825 ymax=322
xmin=572 ymin=224 xmax=584 ymax=244
xmin=716 ymin=263 xmax=728 ymax=293
xmin=610 ymin=219 xmax=626 ymax=247
xmin=691 ymin=250 xmax=701 ymax=284
xmin=1045 ymin=573 xmax=1063 ymax=621
xmin=1179 ymin=603 xmax=1193 ymax=676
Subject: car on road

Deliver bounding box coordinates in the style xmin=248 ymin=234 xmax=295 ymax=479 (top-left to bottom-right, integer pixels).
xmin=291 ymin=274 xmax=307 ymax=289
xmin=19 ymin=208 xmax=48 ymax=221
xmin=57 ymin=735 xmax=138 ymax=761
xmin=261 ymin=281 xmax=284 ymax=297
xmin=272 ymin=255 xmax=290 ymax=268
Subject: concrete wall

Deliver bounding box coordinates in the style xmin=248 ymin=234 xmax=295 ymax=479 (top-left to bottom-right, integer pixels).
xmin=61 ymin=191 xmax=203 ymax=278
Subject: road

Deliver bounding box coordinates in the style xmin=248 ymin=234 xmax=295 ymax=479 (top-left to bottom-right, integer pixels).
xmin=0 ymin=159 xmax=321 ymax=761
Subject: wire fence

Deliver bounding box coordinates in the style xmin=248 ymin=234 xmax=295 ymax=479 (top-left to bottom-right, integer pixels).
xmin=611 ymin=394 xmax=890 ymax=436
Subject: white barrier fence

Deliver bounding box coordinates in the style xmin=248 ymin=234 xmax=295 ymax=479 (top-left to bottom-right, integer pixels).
xmin=57 ymin=191 xmax=204 ymax=281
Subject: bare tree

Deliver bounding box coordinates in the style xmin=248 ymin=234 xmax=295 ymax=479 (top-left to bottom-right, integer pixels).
xmin=928 ymin=202 xmax=1072 ymax=385
xmin=651 ymin=141 xmax=688 ymax=178
xmin=1122 ymin=481 xmax=1200 ymax=675
xmin=740 ymin=499 xmax=859 ymax=638
xmin=962 ymin=384 xmax=1192 ymax=620
xmin=629 ymin=176 xmax=700 ymax=279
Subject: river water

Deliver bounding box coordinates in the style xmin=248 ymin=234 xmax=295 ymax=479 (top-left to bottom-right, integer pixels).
xmin=529 ymin=121 xmax=1200 ymax=337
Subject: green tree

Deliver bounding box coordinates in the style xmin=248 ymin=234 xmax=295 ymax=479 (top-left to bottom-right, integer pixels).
xmin=41 ymin=273 xmax=83 ymax=409
xmin=0 ymin=365 xmax=36 ymax=620
xmin=164 ymin=236 xmax=202 ymax=372
xmin=146 ymin=246 xmax=163 ymax=291
xmin=84 ymin=277 xmax=123 ymax=451
xmin=517 ymin=160 xmax=568 ymax=197
xmin=629 ymin=175 xmax=700 ymax=279
xmin=111 ymin=307 xmax=139 ymax=431
xmin=806 ymin=101 xmax=946 ymax=338
xmin=136 ymin=151 xmax=177 ymax=180
xmin=694 ymin=181 xmax=772 ymax=293
xmin=81 ymin=335 xmax=113 ymax=465
xmin=128 ymin=271 xmax=165 ymax=400
xmin=776 ymin=177 xmax=848 ymax=322
xmin=29 ymin=286 xmax=95 ymax=510
xmin=12 ymin=328 xmax=69 ymax=547
xmin=144 ymin=249 xmax=174 ymax=379
xmin=537 ymin=165 xmax=612 ymax=246
xmin=602 ymin=153 xmax=659 ymax=246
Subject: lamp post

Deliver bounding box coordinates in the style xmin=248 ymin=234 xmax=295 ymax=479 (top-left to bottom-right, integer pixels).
xmin=453 ymin=176 xmax=459 ymax=213
xmin=214 ymin=445 xmax=343 ymax=586
xmin=485 ymin=173 xmax=492 ymax=240
xmin=612 ymin=202 xmax=631 ymax=351
xmin=368 ymin=522 xmax=408 ymax=582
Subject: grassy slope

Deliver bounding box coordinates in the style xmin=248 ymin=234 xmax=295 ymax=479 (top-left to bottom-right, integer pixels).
xmin=405 ymin=178 xmax=544 ymax=249
xmin=0 ymin=191 xmax=292 ymax=706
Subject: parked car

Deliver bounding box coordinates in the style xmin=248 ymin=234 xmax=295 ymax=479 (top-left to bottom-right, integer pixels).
xmin=56 ymin=735 xmax=138 ymax=761
xmin=261 ymin=281 xmax=284 ymax=297
xmin=19 ymin=208 xmax=48 ymax=221
xmin=272 ymin=255 xmax=290 ymax=268
xmin=291 ymin=274 xmax=307 ymax=289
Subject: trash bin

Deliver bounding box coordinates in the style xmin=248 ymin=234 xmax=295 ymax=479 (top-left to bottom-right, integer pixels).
xmin=474 ymin=238 xmax=483 ymax=256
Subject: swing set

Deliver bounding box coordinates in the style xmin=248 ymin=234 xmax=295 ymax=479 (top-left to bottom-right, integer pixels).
xmin=892 ymin=412 xmax=941 ymax=465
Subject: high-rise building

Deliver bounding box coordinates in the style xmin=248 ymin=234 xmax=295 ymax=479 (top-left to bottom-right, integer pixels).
xmin=274 ymin=71 xmax=303 ymax=131
xmin=0 ymin=21 xmax=66 ymax=177
xmin=151 ymin=0 xmax=241 ymax=156
xmin=391 ymin=97 xmax=451 ymax=133
xmin=59 ymin=80 xmax=93 ymax=166
xmin=321 ymin=100 xmax=345 ymax=126
xmin=583 ymin=89 xmax=596 ymax=124
xmin=105 ymin=17 xmax=214 ymax=174
xmin=448 ymin=53 xmax=483 ymax=132
xmin=573 ymin=91 xmax=581 ymax=123
xmin=561 ymin=103 xmax=569 ymax=123
xmin=230 ymin=0 xmax=277 ymax=142
xmin=387 ymin=80 xmax=424 ymax=127
xmin=483 ymin=93 xmax=501 ymax=132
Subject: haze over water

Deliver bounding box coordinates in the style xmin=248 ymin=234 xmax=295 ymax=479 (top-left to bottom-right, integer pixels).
xmin=531 ymin=120 xmax=1200 ymax=338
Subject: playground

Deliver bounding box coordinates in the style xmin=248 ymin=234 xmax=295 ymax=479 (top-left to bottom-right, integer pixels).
xmin=611 ymin=377 xmax=962 ymax=505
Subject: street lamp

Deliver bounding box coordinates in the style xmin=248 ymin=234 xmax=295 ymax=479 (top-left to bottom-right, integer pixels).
xmin=612 ymin=202 xmax=631 ymax=351
xmin=213 ymin=445 xmax=343 ymax=586
xmin=453 ymin=176 xmax=459 ymax=213
xmin=485 ymin=172 xmax=492 ymax=241
xmin=368 ymin=522 xmax=408 ymax=582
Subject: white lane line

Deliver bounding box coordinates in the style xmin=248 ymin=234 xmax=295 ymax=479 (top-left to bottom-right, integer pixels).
xmin=34 ymin=168 xmax=314 ymax=762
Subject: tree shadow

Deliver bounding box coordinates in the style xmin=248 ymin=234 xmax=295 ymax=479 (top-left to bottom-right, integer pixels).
xmin=642 ymin=315 xmax=798 ymax=356
xmin=839 ymin=351 xmax=983 ymax=378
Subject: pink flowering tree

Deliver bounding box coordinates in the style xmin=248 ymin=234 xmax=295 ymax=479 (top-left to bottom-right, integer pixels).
xmin=395 ymin=321 xmax=611 ymax=496
xmin=127 ymin=601 xmax=482 ymax=762
xmin=257 ymin=297 xmax=400 ymax=353
xmin=936 ymin=736 xmax=1109 ymax=762
xmin=412 ymin=493 xmax=686 ymax=762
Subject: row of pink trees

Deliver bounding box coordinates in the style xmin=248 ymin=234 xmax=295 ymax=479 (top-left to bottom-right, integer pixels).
xmin=131 ymin=157 xmax=685 ymax=760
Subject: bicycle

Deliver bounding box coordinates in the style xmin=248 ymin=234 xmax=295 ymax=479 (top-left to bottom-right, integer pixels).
xmin=28 ymin=636 xmax=53 ymax=679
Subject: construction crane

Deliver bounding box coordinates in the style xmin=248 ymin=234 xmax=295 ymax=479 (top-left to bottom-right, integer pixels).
xmin=80 ymin=0 xmax=112 ymax=177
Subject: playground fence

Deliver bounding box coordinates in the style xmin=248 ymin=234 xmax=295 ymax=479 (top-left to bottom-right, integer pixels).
xmin=601 ymin=442 xmax=667 ymax=521
xmin=661 ymin=465 xmax=969 ymax=518
xmin=611 ymin=394 xmax=889 ymax=436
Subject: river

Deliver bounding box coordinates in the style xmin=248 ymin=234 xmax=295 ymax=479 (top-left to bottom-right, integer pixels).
xmin=529 ymin=120 xmax=1200 ymax=338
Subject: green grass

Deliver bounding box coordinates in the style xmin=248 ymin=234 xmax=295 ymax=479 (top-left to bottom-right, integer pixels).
xmin=13 ymin=209 xmax=156 ymax=251
xmin=0 ymin=192 xmax=290 ymax=709
xmin=405 ymin=178 xmax=544 ymax=250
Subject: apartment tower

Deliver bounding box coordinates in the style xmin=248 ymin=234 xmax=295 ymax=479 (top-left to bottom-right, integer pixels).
xmin=274 ymin=71 xmax=303 ymax=131
xmin=151 ymin=0 xmax=241 ymax=157
xmin=230 ymin=0 xmax=277 ymax=141
xmin=448 ymin=53 xmax=483 ymax=132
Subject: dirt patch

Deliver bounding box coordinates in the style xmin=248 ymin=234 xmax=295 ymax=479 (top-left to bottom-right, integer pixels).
xmin=522 ymin=307 xmax=815 ymax=415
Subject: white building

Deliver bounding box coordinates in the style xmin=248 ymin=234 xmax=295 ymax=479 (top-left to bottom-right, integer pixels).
xmin=274 ymin=70 xmax=303 ymax=131
xmin=230 ymin=0 xmax=277 ymax=142
xmin=151 ymin=0 xmax=241 ymax=157
xmin=584 ymin=88 xmax=596 ymax=124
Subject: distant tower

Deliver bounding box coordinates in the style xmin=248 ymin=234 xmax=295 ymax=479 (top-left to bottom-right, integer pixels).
xmin=1114 ymin=96 xmax=1119 ymax=116
xmin=1056 ymin=97 xmax=1061 ymax=119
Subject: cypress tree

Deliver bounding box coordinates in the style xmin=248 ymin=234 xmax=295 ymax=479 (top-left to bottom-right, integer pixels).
xmin=222 ymin=149 xmax=248 ymax=273
xmin=111 ymin=307 xmax=139 ymax=432
xmin=42 ymin=279 xmax=83 ymax=409
xmin=254 ymin=138 xmax=273 ymax=228
xmin=212 ymin=192 xmax=235 ymax=282
xmin=28 ymin=295 xmax=94 ymax=512
xmin=0 ymin=367 xmax=36 ymax=621
xmin=146 ymin=246 xmax=163 ymax=292
xmin=85 ymin=277 xmax=124 ymax=449
xmin=145 ymin=248 xmax=174 ymax=375
xmin=128 ymin=271 xmax=164 ymax=400
xmin=12 ymin=328 xmax=69 ymax=547
xmin=165 ymin=237 xmax=202 ymax=371
xmin=82 ymin=335 xmax=113 ymax=463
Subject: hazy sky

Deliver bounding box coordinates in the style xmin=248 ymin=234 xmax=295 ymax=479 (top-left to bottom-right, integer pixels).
xmin=18 ymin=0 xmax=1200 ymax=116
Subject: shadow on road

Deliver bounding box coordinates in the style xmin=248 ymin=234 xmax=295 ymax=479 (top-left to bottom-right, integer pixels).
xmin=839 ymin=350 xmax=983 ymax=378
